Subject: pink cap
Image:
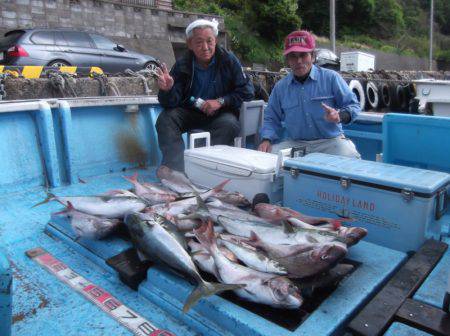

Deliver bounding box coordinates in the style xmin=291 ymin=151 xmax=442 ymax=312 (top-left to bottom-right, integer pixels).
xmin=283 ymin=30 xmax=315 ymax=56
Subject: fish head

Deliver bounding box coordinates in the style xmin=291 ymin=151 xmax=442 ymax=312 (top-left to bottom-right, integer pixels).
xmin=156 ymin=165 xmax=171 ymax=180
xmin=254 ymin=203 xmax=275 ymax=216
xmin=267 ymin=277 xmax=303 ymax=308
xmin=226 ymin=192 xmax=251 ymax=207
xmin=310 ymin=243 xmax=347 ymax=264
xmin=342 ymin=227 xmax=368 ymax=246
xmin=124 ymin=212 xmax=155 ymax=232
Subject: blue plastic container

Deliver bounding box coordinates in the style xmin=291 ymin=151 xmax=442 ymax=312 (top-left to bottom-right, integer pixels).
xmin=283 ymin=153 xmax=450 ymax=252
xmin=383 ymin=113 xmax=450 ymax=173
xmin=343 ymin=112 xmax=383 ymax=161
xmin=0 ymin=251 xmax=12 ymax=336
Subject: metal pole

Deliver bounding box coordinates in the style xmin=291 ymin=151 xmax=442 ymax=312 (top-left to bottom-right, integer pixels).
xmin=429 ymin=0 xmax=434 ymax=71
xmin=330 ymin=0 xmax=336 ymax=53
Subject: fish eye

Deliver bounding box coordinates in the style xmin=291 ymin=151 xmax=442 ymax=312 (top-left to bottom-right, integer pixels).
xmin=273 ymin=288 xmax=286 ymax=301
xmin=321 ymin=254 xmax=329 ymax=260
xmin=288 ymin=284 xmax=299 ymax=294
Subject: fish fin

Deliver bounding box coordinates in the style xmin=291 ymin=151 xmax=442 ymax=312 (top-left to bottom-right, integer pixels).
xmin=183 ymin=281 xmax=244 ymax=313
xmin=190 ymin=250 xmax=209 ymax=257
xmin=31 ymin=192 xmax=56 ymax=208
xmin=195 ymin=193 xmax=208 ymax=212
xmin=78 ymin=177 xmax=87 ymax=184
xmin=176 ymin=213 xmax=200 ymax=221
xmin=53 ymin=200 xmax=75 ymax=216
xmin=212 ymin=179 xmax=230 ymax=193
xmin=123 ymin=172 xmax=139 ymax=184
xmin=331 ymin=209 xmax=354 ymax=219
xmin=330 ymin=217 xmax=354 ymax=229
xmin=136 ymin=249 xmax=150 ymax=262
xmin=52 ymin=209 xmax=67 ymax=216
xmin=282 ymin=220 xmax=295 ymax=234
xmin=194 ymin=220 xmax=216 ymax=253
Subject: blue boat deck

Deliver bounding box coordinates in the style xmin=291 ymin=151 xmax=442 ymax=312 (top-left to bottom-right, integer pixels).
xmin=0 ymin=97 xmax=449 ymax=335
xmin=2 ymin=168 xmax=201 ymax=336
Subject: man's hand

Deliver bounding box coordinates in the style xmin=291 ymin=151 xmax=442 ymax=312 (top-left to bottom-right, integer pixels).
xmin=156 ymin=63 xmax=174 ymax=91
xmin=201 ymin=99 xmax=222 ymax=116
xmin=322 ymin=103 xmax=341 ymax=123
xmin=258 ymin=140 xmax=272 ymax=153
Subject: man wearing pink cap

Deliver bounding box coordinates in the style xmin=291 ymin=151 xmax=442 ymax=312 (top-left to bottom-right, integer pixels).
xmin=258 ymin=30 xmax=360 ymax=158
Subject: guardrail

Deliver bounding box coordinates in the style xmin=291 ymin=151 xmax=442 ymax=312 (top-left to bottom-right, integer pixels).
xmin=100 ymin=0 xmax=173 ymax=9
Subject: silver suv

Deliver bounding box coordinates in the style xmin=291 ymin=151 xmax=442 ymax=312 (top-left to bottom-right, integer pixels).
xmin=0 ymin=28 xmax=160 ymax=73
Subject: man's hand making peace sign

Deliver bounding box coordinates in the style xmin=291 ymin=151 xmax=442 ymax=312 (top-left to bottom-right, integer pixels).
xmin=156 ymin=63 xmax=174 ymax=92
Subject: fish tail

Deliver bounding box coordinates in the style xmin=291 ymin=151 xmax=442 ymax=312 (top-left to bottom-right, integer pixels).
xmin=183 ymin=281 xmax=244 ymax=313
xmin=31 ymin=192 xmax=56 ymax=208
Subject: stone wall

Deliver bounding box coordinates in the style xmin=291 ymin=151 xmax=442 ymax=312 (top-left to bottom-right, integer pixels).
xmin=0 ymin=0 xmax=226 ymax=67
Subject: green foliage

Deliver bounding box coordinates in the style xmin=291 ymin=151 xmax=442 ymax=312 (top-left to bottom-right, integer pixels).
xmin=173 ymin=0 xmax=449 ymax=68
xmin=173 ymin=0 xmax=299 ymax=65
xmin=369 ymin=0 xmax=405 ymax=39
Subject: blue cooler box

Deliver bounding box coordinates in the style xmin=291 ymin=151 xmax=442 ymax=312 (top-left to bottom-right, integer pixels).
xmin=283 ymin=153 xmax=449 ymax=252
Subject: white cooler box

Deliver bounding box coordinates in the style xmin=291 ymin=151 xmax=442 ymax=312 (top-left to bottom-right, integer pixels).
xmin=184 ymin=141 xmax=283 ymax=204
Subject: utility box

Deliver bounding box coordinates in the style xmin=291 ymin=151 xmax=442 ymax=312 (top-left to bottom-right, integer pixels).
xmin=413 ymin=79 xmax=450 ymax=116
xmin=340 ymin=51 xmax=375 ymax=72
xmin=283 ymin=153 xmax=449 ymax=252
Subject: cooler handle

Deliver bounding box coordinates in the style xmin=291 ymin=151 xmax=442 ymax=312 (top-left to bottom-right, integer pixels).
xmin=275 ymin=148 xmax=292 ymax=177
xmin=435 ymin=188 xmax=447 ymax=220
xmin=189 ymin=132 xmax=211 ymax=149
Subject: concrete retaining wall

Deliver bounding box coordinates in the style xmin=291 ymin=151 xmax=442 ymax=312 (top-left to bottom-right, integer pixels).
xmin=0 ymin=0 xmax=225 ymax=68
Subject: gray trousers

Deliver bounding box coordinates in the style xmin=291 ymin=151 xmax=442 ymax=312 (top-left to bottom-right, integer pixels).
xmin=271 ymin=135 xmax=361 ymax=158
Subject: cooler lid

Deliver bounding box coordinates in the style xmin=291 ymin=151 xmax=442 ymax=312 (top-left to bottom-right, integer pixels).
xmin=284 ymin=153 xmax=450 ymax=194
xmin=184 ymin=145 xmax=277 ymax=174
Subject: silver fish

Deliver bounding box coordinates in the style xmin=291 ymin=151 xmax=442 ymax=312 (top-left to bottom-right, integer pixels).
xmin=33 ymin=192 xmax=147 ymax=218
xmin=287 ymin=218 xmax=367 ymax=246
xmin=150 ymin=179 xmax=230 ymax=217
xmin=195 ymin=221 xmax=303 ymax=309
xmin=218 ymin=235 xmax=287 ymax=275
xmin=245 ymin=231 xmax=348 ymax=278
xmin=103 ymin=189 xmax=139 ymax=198
xmin=209 ymin=191 xmax=251 ymax=207
xmin=157 ymin=165 xmax=207 ymax=194
xmin=53 ymin=201 xmax=121 ymax=240
xmin=188 ymin=240 xmax=238 ymax=277
xmin=123 ymin=173 xmax=177 ymax=205
xmin=124 ymin=212 xmax=242 ymax=313
xmin=217 ymin=215 xmax=343 ymax=246
xmin=254 ymin=203 xmax=353 ymax=229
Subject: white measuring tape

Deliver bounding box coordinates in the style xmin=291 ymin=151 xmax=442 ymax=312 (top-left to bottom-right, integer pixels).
xmin=26 ymin=247 xmax=175 ymax=336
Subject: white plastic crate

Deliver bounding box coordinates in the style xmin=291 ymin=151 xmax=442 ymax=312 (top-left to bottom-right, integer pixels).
xmin=340 ymin=51 xmax=375 ymax=72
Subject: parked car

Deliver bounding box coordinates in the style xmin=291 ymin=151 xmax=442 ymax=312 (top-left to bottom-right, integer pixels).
xmin=0 ymin=28 xmax=160 ymax=73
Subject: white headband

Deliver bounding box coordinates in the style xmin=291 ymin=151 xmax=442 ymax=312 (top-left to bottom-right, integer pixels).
xmin=186 ymin=18 xmax=219 ymax=37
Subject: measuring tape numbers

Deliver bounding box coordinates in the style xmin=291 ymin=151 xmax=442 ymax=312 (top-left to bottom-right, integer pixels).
xmin=26 ymin=247 xmax=175 ymax=336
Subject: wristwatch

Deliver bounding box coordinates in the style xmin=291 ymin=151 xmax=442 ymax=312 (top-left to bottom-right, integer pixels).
xmin=217 ymin=97 xmax=225 ymax=106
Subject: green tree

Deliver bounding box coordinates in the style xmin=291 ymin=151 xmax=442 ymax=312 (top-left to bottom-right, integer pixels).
xmin=369 ymin=0 xmax=405 ymax=39
xmin=245 ymin=0 xmax=301 ymax=43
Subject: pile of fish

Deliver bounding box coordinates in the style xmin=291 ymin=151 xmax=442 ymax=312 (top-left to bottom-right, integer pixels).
xmin=39 ymin=166 xmax=368 ymax=312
